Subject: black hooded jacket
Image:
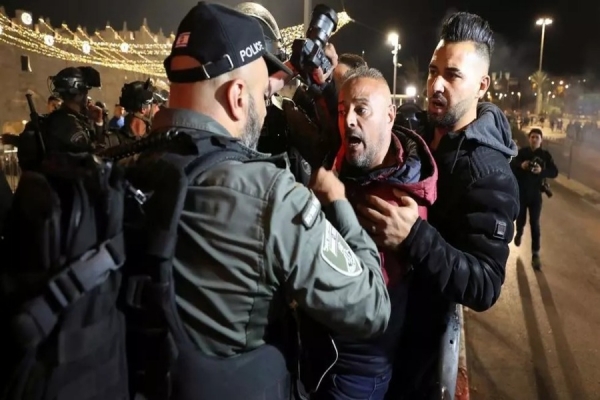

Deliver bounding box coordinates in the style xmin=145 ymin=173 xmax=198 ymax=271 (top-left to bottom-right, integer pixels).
xmin=388 ymin=102 xmax=520 ymax=398
xmin=404 ymin=102 xmax=519 ymax=311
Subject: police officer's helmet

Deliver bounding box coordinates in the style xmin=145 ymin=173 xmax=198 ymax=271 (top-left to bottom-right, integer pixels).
xmin=234 ymin=2 xmax=286 ymax=63
xmin=50 ymin=66 xmax=101 ymax=96
xmin=396 ymin=102 xmax=425 ymax=131
xmin=152 ymin=89 xmax=169 ymax=106
xmin=119 ymin=79 xmax=155 ymax=113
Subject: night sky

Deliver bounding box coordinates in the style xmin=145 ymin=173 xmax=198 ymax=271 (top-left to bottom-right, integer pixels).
xmin=3 ymin=0 xmax=598 ymax=84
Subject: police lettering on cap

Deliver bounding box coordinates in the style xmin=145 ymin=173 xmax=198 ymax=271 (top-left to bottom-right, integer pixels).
xmin=240 ymin=41 xmax=264 ymax=63
xmin=164 ymin=1 xmax=293 ymax=83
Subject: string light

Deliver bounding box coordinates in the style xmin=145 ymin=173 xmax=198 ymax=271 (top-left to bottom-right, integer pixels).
xmin=0 ymin=10 xmax=351 ymax=78
xmin=20 ymin=12 xmax=32 ymax=25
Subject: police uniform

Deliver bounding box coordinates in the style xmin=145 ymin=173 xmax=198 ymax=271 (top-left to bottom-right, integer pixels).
xmin=102 ymin=127 xmax=133 ymax=149
xmin=154 ymin=109 xmax=390 ymax=355
xmin=43 ymin=105 xmax=97 ymax=153
xmin=102 ymin=113 xmax=148 ymax=148
xmin=102 ymin=81 xmax=156 ymax=150
xmin=153 ymin=3 xmax=390 ymax=398
xmin=43 ymin=66 xmax=103 ymax=154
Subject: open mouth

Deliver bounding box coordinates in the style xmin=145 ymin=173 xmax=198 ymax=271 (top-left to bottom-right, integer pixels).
xmin=431 ymin=98 xmax=446 ymax=108
xmin=347 ymin=135 xmax=363 ymax=148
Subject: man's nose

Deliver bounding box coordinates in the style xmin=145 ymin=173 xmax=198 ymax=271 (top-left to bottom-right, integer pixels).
xmin=431 ymin=76 xmax=445 ymax=93
xmin=345 ymin=112 xmax=357 ymax=128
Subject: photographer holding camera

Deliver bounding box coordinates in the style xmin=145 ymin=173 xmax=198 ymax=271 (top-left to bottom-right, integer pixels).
xmin=236 ymin=2 xmax=342 ymax=184
xmin=511 ymin=128 xmax=558 ymax=269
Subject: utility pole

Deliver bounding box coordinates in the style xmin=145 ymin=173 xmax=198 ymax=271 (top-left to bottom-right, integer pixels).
xmin=304 ymin=0 xmax=312 ymax=31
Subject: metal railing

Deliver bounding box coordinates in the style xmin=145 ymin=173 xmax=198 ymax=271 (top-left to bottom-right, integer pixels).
xmin=439 ymin=303 xmax=462 ymax=399
xmin=1 ymin=147 xmax=21 ymax=192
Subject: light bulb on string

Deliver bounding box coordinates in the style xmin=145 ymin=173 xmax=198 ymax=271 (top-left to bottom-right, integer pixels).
xmin=82 ymin=41 xmax=91 ymax=54
xmin=43 ymin=34 xmax=54 ymax=46
xmin=20 ymin=12 xmax=32 ymax=25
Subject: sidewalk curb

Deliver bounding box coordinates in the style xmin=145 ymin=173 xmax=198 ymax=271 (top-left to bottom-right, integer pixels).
xmin=455 ymin=306 xmax=469 ymax=400
xmin=554 ymin=174 xmax=600 ymax=206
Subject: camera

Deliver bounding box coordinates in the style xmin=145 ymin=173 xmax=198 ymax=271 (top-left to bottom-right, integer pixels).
xmin=541 ymin=179 xmax=553 ymax=198
xmin=529 ymin=156 xmax=553 ymax=198
xmin=529 ymin=156 xmax=543 ymax=173
xmin=290 ymin=4 xmax=338 ymax=91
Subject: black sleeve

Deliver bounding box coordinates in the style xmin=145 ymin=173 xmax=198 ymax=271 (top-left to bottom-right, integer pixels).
xmin=509 ymin=148 xmax=525 ymax=176
xmin=93 ymin=122 xmax=106 ymax=144
xmin=541 ymin=150 xmax=558 ymax=179
xmin=402 ymin=171 xmax=519 ymax=311
xmin=45 ymin=112 xmax=93 ymax=153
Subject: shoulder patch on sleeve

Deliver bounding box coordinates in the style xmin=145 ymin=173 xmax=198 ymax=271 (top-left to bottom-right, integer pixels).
xmin=320 ymin=220 xmax=363 ymax=277
xmin=70 ymin=131 xmax=86 ymax=144
xmin=301 ymin=191 xmax=321 ymax=229
xmin=493 ymin=220 xmax=507 ymax=239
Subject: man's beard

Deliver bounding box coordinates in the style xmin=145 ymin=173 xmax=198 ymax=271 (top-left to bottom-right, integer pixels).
xmin=427 ymin=96 xmax=471 ymax=130
xmin=345 ymin=123 xmax=387 ymax=172
xmin=239 ymin=95 xmax=263 ymax=150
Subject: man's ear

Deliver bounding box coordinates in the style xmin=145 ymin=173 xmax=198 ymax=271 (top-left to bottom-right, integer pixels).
xmin=478 ymin=75 xmax=491 ymax=99
xmin=224 ymin=78 xmax=247 ymax=121
xmin=388 ymin=104 xmax=397 ymax=125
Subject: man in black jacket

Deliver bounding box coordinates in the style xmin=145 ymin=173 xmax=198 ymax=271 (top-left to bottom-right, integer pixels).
xmin=511 ymin=128 xmax=558 ymax=270
xmin=356 ymin=12 xmax=520 ymax=398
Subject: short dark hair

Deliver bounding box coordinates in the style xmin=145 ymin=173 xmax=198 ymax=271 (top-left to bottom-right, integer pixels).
xmin=439 ymin=12 xmax=494 ymax=65
xmin=529 ymin=128 xmax=543 ymax=138
xmin=338 ymin=53 xmax=367 ymax=69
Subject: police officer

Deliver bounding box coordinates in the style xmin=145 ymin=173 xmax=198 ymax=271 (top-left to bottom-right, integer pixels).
xmin=511 ymin=128 xmax=558 ymax=270
xmin=149 ymin=3 xmax=390 ymax=399
xmin=234 ymin=2 xmax=316 ymax=185
xmin=103 ymin=80 xmax=156 ymax=148
xmin=152 ymin=87 xmax=169 ymax=112
xmin=44 ymin=66 xmax=103 ymax=153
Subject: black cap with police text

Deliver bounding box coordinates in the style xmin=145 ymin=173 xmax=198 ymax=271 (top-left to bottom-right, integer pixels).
xmin=164 ymin=1 xmax=293 ymax=83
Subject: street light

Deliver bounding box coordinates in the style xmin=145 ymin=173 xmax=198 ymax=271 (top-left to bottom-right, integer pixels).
xmin=388 ymin=32 xmax=400 ymax=106
xmin=406 ymin=86 xmax=417 ymax=97
xmin=535 ymin=17 xmax=552 ymax=72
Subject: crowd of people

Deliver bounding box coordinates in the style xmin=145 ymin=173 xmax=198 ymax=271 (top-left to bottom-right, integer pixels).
xmin=0 ymin=2 xmax=566 ymax=400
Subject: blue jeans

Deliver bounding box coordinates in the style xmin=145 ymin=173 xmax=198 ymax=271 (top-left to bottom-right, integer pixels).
xmin=312 ymin=373 xmax=391 ymax=400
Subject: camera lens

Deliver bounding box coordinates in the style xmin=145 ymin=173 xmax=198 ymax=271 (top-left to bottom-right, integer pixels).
xmin=306 ymin=4 xmax=338 ymax=48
